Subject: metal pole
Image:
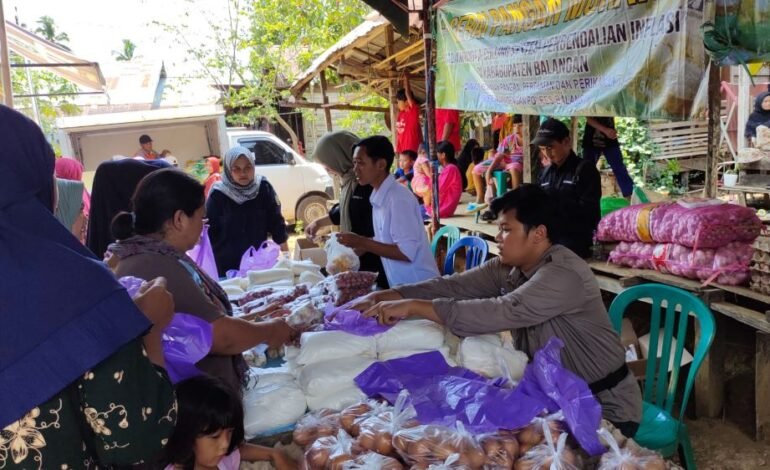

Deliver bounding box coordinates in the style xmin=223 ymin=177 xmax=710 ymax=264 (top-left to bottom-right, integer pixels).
xmin=24 ymin=59 xmax=40 ymax=124
xmin=0 ymin=0 xmax=14 ymax=107
xmin=423 ymin=0 xmax=439 ymax=230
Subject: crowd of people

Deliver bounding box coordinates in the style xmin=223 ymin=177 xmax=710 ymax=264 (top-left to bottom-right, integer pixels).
xmin=3 ymin=88 xmax=648 ymax=469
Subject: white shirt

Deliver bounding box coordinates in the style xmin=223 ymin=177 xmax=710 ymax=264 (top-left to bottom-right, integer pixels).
xmin=370 ymin=174 xmax=440 ymax=286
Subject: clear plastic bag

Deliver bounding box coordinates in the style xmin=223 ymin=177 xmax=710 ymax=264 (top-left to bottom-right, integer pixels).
xmin=356 ymin=390 xmax=419 ymax=456
xmin=515 ymin=421 xmax=580 ymax=470
xmin=293 ymin=408 xmax=342 ymax=447
xmin=392 ymin=422 xmax=485 ymax=469
xmin=341 ymin=452 xmax=404 ymax=470
xmin=515 ymin=412 xmax=566 ymax=455
xmin=325 ymin=233 xmax=360 ymax=275
xmin=305 ymin=429 xmax=359 ymax=470
xmin=339 ymin=400 xmax=391 ymax=437
xmin=477 ymin=430 xmax=519 ymax=469
xmin=597 ymin=428 xmax=666 ymax=470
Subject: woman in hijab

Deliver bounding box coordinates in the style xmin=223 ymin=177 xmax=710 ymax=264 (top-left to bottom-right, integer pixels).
xmin=54 ymin=157 xmax=90 ymax=243
xmin=304 ymin=131 xmax=388 ymax=288
xmin=745 ymin=91 xmax=770 ymax=142
xmin=0 ymin=105 xmax=177 ymax=468
xmin=206 ymin=146 xmax=288 ymax=276
xmin=203 ymin=156 xmax=222 ymax=198
xmin=87 ymin=158 xmax=170 ymax=258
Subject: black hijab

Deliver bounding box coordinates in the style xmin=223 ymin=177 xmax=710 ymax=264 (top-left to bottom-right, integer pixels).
xmin=745 ymin=91 xmax=770 ymax=139
xmin=87 ymin=159 xmax=170 ymax=258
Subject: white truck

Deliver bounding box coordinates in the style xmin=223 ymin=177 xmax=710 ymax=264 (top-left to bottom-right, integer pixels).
xmin=56 ymin=105 xmax=334 ymax=225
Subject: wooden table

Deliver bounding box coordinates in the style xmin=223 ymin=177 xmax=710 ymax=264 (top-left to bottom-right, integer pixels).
xmin=589 ymin=261 xmax=770 ymax=443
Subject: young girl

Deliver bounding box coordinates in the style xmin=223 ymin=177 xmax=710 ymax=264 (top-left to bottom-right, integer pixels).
xmin=410 ymin=144 xmax=431 ymax=199
xmin=164 ymin=375 xmax=297 ymax=470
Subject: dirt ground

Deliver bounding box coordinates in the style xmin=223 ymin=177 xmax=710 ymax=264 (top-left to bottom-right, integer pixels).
xmin=687 ymin=418 xmax=770 ymax=469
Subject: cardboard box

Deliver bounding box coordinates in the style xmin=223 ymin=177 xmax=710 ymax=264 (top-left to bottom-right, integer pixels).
xmin=292 ymin=238 xmax=327 ymax=267
xmin=620 ymin=319 xmax=648 ymax=379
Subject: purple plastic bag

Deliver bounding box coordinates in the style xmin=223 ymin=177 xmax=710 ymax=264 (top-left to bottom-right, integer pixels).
xmin=186 ymin=224 xmax=219 ymax=280
xmin=323 ymin=303 xmax=391 ymax=336
xmin=118 ymin=277 xmax=212 ymax=385
xmin=227 ymin=240 xmax=280 ymax=278
xmin=161 ymin=313 xmax=212 ymax=384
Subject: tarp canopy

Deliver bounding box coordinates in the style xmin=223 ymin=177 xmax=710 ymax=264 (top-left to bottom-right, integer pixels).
xmin=3 ymin=21 xmax=105 ymax=95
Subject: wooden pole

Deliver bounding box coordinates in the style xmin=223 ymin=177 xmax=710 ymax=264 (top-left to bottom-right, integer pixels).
xmin=0 ymin=1 xmax=13 ymax=107
xmin=422 ymin=0 xmax=440 ymax=230
xmin=705 ymin=62 xmax=721 ymax=198
xmin=385 ymin=25 xmax=398 ymax=141
xmin=319 ymin=70 xmax=333 ymax=132
xmin=571 ymin=116 xmax=579 ymax=153
xmin=522 ymin=115 xmax=540 ymax=183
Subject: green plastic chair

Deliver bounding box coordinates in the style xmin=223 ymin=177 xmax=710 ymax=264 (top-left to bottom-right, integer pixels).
xmin=493 ymin=170 xmax=510 ymax=197
xmin=431 ymin=225 xmax=461 ymax=257
xmin=608 ymin=284 xmax=715 ymax=470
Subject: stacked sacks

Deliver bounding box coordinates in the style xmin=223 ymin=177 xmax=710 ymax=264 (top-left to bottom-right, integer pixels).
xmin=599 ymin=199 xmax=762 ymax=285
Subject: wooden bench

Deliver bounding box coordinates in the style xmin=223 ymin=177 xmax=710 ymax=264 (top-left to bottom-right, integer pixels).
xmin=648 ymin=120 xmax=710 ymax=171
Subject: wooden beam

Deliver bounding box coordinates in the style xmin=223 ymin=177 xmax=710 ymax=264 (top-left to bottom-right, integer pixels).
xmin=0 ymin=0 xmax=13 ymax=107
xmin=279 ymin=101 xmax=388 ymax=113
xmin=757 ymin=332 xmax=770 ymax=443
xmin=522 ymin=115 xmax=540 ymax=183
xmin=385 ymin=25 xmax=398 ymax=142
xmin=319 ymin=70 xmax=333 ymax=132
xmin=694 ymin=314 xmax=725 ymax=418
xmin=352 ymin=47 xmax=385 ymax=63
xmin=705 ymin=62 xmax=721 ymax=198
xmin=571 ymin=117 xmax=579 ymax=153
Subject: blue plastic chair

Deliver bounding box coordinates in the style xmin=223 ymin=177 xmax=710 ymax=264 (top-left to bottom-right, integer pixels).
xmin=444 ymin=236 xmax=489 ymax=275
xmin=431 ymin=225 xmax=461 ymax=257
xmin=608 ymin=284 xmax=716 ymax=470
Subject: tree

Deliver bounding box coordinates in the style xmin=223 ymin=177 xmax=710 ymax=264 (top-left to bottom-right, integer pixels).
xmin=113 ymin=39 xmax=137 ymax=62
xmin=156 ymin=0 xmax=371 ymax=150
xmin=35 ymin=16 xmax=70 ymax=50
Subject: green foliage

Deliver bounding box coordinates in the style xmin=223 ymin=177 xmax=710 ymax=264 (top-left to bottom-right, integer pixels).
xmin=337 ymin=93 xmax=389 ymax=137
xmin=155 ymin=0 xmax=370 ymax=144
xmin=113 ymin=39 xmax=137 ymax=62
xmin=35 ymin=16 xmax=70 ymax=50
xmin=188 ymin=159 xmax=209 ymax=182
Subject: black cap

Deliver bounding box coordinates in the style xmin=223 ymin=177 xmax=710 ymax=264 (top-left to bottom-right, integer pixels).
xmin=139 ymin=134 xmax=153 ymax=144
xmin=531 ymin=118 xmax=570 ymax=146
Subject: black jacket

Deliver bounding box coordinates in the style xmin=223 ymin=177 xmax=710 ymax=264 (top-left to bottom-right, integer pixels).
xmin=538 ymin=152 xmax=601 ymax=258
xmin=329 ymin=184 xmax=389 ymax=289
xmin=206 ymin=180 xmax=288 ymax=277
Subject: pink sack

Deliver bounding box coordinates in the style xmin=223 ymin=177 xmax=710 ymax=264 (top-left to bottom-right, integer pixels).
xmin=609 ymin=241 xmax=754 ymax=286
xmin=597 ymin=200 xmax=761 ymax=248
xmin=186 ymin=224 xmax=219 ymax=279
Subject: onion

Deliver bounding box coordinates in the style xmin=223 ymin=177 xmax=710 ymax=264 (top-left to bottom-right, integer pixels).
xmin=305 ymin=447 xmax=329 ymax=469
xmin=357 ymin=432 xmax=376 ymax=451
xmin=328 ymin=453 xmax=354 ymax=470
xmin=374 ymin=432 xmax=394 ymax=455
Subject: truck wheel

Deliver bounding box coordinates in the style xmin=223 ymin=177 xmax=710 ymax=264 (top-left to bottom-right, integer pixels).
xmin=297 ymin=195 xmax=329 ymax=227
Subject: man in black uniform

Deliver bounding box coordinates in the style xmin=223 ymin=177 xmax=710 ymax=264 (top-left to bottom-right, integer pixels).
xmin=533 ymin=118 xmax=601 ymax=258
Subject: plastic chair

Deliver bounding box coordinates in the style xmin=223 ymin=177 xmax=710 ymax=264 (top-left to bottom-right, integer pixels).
xmin=608 ymin=284 xmax=716 ymax=470
xmin=444 ymin=236 xmax=489 ymax=275
xmin=431 ymin=225 xmax=461 ymax=257
xmin=493 ymin=170 xmax=510 ymax=197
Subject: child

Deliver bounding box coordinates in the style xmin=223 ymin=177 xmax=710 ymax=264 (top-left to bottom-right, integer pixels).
xmin=465 ymin=147 xmax=486 ymax=196
xmin=395 ymin=150 xmax=416 ymax=187
xmin=164 ymin=375 xmax=297 ymax=470
xmin=410 ymin=144 xmax=431 ymax=199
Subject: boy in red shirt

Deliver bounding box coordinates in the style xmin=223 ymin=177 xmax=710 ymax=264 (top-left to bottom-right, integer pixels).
xmin=396 ymin=73 xmax=423 ymax=154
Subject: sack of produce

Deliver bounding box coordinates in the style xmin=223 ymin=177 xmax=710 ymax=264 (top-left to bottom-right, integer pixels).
xmin=326 ymin=234 xmax=360 ymax=275
xmin=293 ymin=408 xmax=341 ymax=447
xmin=243 ymin=380 xmax=307 ymax=439
xmin=287 ymin=299 xmax=324 ymax=330
xmin=297 ymin=330 xmax=377 ymax=366
xmin=306 ymin=386 xmax=368 ymax=412
xmin=597 ymin=199 xmax=762 ymax=248
xmin=305 ymin=430 xmax=360 ymax=470
xmin=515 ymin=422 xmax=579 ymax=470
xmin=299 ymin=356 xmax=376 ymax=397
xmin=376 ymin=319 xmax=446 ymax=354
xmin=341 ymin=452 xmax=404 ymax=470
xmin=315 ymin=271 xmax=379 ymax=306
xmin=392 ymin=422 xmax=485 ymax=469
xmin=340 ymin=400 xmax=392 ymax=437
xmin=609 ymin=240 xmax=753 ymax=285
xmin=597 ymin=428 xmax=665 ymax=470
xmin=456 ymin=334 xmax=528 ymax=383
xmin=243 ymin=284 xmax=309 ymax=314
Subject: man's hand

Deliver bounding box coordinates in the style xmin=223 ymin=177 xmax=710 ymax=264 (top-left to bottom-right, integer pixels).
xmin=133 ymin=277 xmax=175 ymax=330
xmin=601 ymin=127 xmax=618 ymax=140
xmin=363 ymin=300 xmax=413 ymax=326
xmin=337 ymin=232 xmax=369 ymax=253
xmin=305 ymin=219 xmax=320 ymax=239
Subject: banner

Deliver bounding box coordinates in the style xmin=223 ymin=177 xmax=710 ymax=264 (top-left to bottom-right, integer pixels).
xmin=436 ymin=0 xmax=708 ymax=120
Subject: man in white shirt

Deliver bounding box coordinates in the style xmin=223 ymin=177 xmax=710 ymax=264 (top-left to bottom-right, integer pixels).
xmin=337 ymin=135 xmax=439 ymax=286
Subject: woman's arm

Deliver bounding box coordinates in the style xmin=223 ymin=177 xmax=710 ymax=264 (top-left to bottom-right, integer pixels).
xmin=210 ymin=316 xmax=295 ymax=355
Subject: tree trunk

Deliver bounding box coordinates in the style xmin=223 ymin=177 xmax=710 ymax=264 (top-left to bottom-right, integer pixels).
xmin=274 ymin=113 xmax=300 ymax=151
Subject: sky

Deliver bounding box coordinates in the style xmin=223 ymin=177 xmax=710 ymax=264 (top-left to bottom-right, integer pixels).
xmin=5 ymin=0 xmax=226 ymax=72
